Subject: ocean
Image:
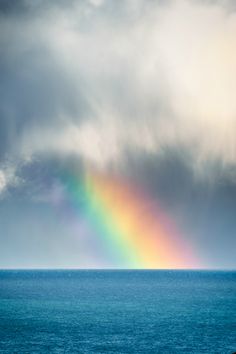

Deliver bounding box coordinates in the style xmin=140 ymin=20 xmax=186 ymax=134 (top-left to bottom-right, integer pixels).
xmin=0 ymin=270 xmax=235 ymax=353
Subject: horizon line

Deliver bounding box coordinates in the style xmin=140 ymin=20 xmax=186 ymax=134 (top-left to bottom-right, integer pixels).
xmin=0 ymin=268 xmax=235 ymax=271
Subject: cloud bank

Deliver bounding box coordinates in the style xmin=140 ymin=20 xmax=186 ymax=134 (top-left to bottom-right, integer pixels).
xmin=1 ymin=0 xmax=236 ymax=190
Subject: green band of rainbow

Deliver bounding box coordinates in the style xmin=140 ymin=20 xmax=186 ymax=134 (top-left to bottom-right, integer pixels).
xmin=62 ymin=171 xmax=198 ymax=269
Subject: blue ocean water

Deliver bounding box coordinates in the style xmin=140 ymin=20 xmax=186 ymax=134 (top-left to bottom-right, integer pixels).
xmin=0 ymin=270 xmax=235 ymax=353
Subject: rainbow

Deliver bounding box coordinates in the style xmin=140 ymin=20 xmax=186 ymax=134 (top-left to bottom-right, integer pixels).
xmin=62 ymin=171 xmax=198 ymax=269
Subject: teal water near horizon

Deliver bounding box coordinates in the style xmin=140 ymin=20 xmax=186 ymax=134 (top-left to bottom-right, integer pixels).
xmin=0 ymin=270 xmax=235 ymax=353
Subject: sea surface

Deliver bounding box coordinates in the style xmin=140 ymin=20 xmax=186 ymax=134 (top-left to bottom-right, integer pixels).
xmin=0 ymin=270 xmax=235 ymax=354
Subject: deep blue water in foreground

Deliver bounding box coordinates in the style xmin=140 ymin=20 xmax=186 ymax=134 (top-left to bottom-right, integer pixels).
xmin=0 ymin=270 xmax=235 ymax=353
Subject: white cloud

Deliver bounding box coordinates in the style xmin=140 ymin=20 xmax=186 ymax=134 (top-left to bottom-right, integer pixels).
xmin=0 ymin=164 xmax=21 ymax=195
xmin=88 ymin=0 xmax=104 ymax=8
xmin=0 ymin=170 xmax=7 ymax=194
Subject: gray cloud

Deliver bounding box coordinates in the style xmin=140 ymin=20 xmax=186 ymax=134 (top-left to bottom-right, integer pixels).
xmin=1 ymin=0 xmax=236 ymax=268
xmin=1 ymin=0 xmax=236 ymax=179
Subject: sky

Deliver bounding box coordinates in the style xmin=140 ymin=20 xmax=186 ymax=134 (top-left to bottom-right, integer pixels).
xmin=0 ymin=0 xmax=236 ymax=269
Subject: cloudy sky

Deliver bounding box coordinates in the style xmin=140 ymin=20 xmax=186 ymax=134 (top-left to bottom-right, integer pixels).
xmin=0 ymin=0 xmax=236 ymax=268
